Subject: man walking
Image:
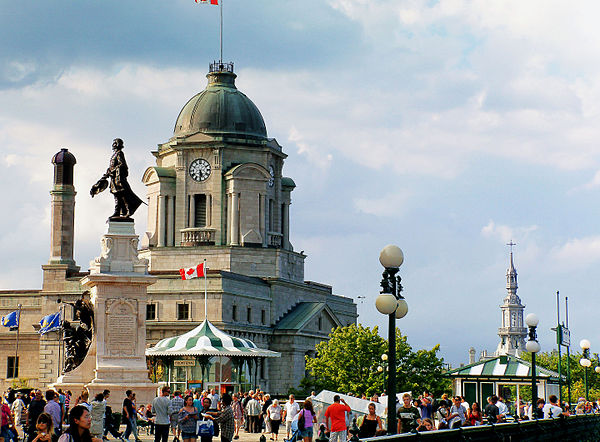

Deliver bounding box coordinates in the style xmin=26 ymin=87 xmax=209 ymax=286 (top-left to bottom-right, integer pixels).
xmin=324 ymin=396 xmax=351 ymax=442
xmin=10 ymin=393 xmax=25 ymax=437
xmin=153 ymin=386 xmax=172 ymax=442
xmin=123 ymin=390 xmax=140 ymax=442
xmin=169 ymin=391 xmax=184 ymax=442
xmin=245 ymin=394 xmax=261 ymax=433
xmin=44 ymin=390 xmax=62 ymax=438
xmin=207 ymin=394 xmax=235 ymax=442
xmin=26 ymin=391 xmax=46 ymax=442
xmin=282 ymin=395 xmax=300 ymax=440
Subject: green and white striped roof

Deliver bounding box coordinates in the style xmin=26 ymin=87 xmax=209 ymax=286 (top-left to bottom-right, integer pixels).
xmin=146 ymin=319 xmax=280 ymax=358
xmin=446 ymin=355 xmax=562 ymax=381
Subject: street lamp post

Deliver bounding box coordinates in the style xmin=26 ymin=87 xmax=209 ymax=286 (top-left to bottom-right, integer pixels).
xmin=525 ymin=313 xmax=541 ymax=415
xmin=580 ymin=339 xmax=591 ymax=401
xmin=375 ymin=245 xmax=407 ymax=435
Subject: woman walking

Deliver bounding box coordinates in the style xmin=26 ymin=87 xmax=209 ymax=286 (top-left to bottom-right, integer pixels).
xmin=266 ymin=400 xmax=282 ymax=441
xmin=178 ymin=396 xmax=199 ymax=442
xmin=298 ymin=400 xmax=316 ymax=442
xmin=90 ymin=394 xmax=106 ymax=439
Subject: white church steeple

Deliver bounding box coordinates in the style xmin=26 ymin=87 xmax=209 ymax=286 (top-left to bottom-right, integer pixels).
xmin=495 ymin=241 xmax=527 ymax=356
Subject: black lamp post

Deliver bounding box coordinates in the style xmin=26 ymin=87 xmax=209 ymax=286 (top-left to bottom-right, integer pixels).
xmin=579 ymin=339 xmax=591 ymax=401
xmin=375 ymin=245 xmax=407 ymax=435
xmin=525 ymin=313 xmax=541 ymax=416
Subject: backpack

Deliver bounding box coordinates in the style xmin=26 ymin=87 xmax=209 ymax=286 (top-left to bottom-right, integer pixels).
xmin=297 ymin=411 xmax=305 ymax=431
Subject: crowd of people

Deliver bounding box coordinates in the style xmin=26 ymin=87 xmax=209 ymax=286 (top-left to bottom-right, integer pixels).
xmin=1 ymin=386 xmax=599 ymax=442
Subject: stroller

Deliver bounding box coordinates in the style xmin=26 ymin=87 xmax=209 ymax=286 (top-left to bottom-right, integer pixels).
xmin=285 ymin=418 xmax=302 ymax=442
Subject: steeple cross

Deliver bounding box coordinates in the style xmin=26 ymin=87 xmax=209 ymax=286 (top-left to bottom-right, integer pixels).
xmin=507 ymin=240 xmax=516 ymax=252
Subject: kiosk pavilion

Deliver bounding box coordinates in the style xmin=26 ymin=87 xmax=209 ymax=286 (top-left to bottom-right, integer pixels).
xmin=0 ymin=62 xmax=357 ymax=394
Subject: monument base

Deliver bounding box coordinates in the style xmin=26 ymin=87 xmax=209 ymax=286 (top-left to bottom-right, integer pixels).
xmin=80 ymin=220 xmax=158 ymax=410
xmin=52 ymin=336 xmax=97 ymax=394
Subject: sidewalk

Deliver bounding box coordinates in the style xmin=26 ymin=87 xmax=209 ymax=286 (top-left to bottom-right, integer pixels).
xmin=132 ymin=428 xmax=287 ymax=442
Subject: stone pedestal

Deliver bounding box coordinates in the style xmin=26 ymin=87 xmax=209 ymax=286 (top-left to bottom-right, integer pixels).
xmin=52 ymin=336 xmax=97 ymax=393
xmin=56 ymin=221 xmax=158 ymax=409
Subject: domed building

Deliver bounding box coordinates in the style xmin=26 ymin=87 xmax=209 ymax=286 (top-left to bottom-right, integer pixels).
xmin=0 ymin=63 xmax=356 ymax=395
xmin=138 ymin=62 xmax=357 ymax=393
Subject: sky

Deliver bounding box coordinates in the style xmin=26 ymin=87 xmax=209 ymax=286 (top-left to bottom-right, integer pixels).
xmin=3 ymin=0 xmax=600 ymax=367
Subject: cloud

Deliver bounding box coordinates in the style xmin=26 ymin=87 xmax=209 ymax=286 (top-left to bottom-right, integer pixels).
xmin=550 ymin=236 xmax=600 ymax=270
xmin=481 ymin=220 xmax=538 ymax=243
xmin=288 ymin=126 xmax=333 ymax=169
xmin=354 ymin=191 xmax=412 ymax=217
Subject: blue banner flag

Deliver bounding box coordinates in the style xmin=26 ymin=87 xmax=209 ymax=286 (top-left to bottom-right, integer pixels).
xmin=39 ymin=312 xmax=61 ymax=334
xmin=1 ymin=310 xmax=19 ymax=328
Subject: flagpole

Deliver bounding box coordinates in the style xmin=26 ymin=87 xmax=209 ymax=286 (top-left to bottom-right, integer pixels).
xmin=58 ymin=303 xmax=64 ymax=375
xmin=220 ymin=0 xmax=223 ymax=62
xmin=13 ymin=303 xmax=22 ymax=378
xmin=204 ymin=259 xmax=208 ymax=321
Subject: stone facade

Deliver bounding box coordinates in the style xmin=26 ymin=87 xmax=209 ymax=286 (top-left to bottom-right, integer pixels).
xmin=0 ymin=64 xmax=357 ymax=394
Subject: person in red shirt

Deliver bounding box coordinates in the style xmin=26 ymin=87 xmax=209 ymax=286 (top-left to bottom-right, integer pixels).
xmin=324 ymin=396 xmax=351 ymax=442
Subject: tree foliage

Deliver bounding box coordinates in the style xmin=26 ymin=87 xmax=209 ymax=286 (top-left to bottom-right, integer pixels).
xmin=520 ymin=350 xmax=600 ymax=402
xmin=304 ymin=324 xmax=450 ymax=397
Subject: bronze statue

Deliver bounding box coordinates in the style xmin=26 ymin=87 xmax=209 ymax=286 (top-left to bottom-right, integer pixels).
xmin=61 ymin=293 xmax=95 ymax=373
xmin=91 ymin=138 xmax=143 ymax=220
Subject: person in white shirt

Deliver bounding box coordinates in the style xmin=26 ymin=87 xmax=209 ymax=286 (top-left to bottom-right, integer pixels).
xmin=543 ymin=395 xmax=564 ymax=419
xmin=209 ymin=389 xmax=220 ymax=411
xmin=10 ymin=393 xmax=25 ymax=433
xmin=496 ymin=397 xmax=508 ymax=422
xmin=281 ymin=395 xmax=300 ymax=440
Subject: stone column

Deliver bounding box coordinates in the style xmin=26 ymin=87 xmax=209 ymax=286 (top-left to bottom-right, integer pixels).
xmin=282 ymin=202 xmax=290 ymax=250
xmin=231 ymin=192 xmax=239 ymax=245
xmin=157 ymin=195 xmax=165 ymax=247
xmin=259 ymin=194 xmax=266 ymax=247
xmin=167 ymin=195 xmax=175 ymax=246
xmin=189 ymin=194 xmax=196 ymax=227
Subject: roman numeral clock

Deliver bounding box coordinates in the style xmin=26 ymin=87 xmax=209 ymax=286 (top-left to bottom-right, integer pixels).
xmin=189 ymin=158 xmax=211 ymax=182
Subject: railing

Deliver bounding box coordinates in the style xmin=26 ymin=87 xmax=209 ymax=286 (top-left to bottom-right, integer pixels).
xmin=180 ymin=228 xmax=216 ymax=246
xmin=209 ymin=61 xmax=234 ymax=73
xmin=268 ymin=231 xmax=282 ymax=248
xmin=361 ymin=415 xmax=600 ymax=442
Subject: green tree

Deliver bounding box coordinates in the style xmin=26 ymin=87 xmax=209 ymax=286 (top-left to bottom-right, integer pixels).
xmin=520 ymin=350 xmax=600 ymax=402
xmin=304 ymin=324 xmax=450 ymax=397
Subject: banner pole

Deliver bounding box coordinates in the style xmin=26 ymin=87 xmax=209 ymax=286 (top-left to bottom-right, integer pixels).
xmin=14 ymin=303 xmax=22 ymax=377
xmin=204 ymin=259 xmax=208 ymax=320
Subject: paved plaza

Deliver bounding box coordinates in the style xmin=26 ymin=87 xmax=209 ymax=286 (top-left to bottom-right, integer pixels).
xmin=130 ymin=428 xmax=291 ymax=442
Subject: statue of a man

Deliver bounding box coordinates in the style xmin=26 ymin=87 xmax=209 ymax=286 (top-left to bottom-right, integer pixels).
xmin=91 ymin=138 xmax=143 ymax=220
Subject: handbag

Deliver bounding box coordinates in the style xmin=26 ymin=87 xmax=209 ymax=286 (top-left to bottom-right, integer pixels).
xmin=197 ymin=420 xmax=214 ymax=437
xmin=297 ymin=411 xmax=305 ymax=431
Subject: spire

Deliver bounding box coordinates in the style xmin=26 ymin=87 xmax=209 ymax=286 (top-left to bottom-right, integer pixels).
xmin=495 ymin=241 xmax=526 ymax=357
xmin=506 ymin=240 xmax=517 ymax=291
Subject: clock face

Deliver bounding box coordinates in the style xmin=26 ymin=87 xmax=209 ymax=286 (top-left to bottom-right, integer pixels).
xmin=189 ymin=158 xmax=211 ymax=182
xmin=268 ymin=165 xmax=275 ymax=187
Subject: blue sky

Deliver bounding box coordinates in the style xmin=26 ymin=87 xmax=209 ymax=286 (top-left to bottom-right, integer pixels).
xmin=3 ymin=0 xmax=600 ymax=367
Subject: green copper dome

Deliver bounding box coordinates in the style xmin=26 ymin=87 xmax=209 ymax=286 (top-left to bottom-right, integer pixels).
xmin=174 ymin=66 xmax=267 ymax=139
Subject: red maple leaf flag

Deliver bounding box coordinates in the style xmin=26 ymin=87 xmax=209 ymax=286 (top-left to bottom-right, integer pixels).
xmin=179 ymin=263 xmax=205 ymax=280
xmin=195 ymin=0 xmax=219 ymax=4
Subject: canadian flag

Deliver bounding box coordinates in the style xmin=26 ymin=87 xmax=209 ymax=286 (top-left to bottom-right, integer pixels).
xmin=179 ymin=263 xmax=205 ymax=280
xmin=195 ymin=0 xmax=218 ymax=4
